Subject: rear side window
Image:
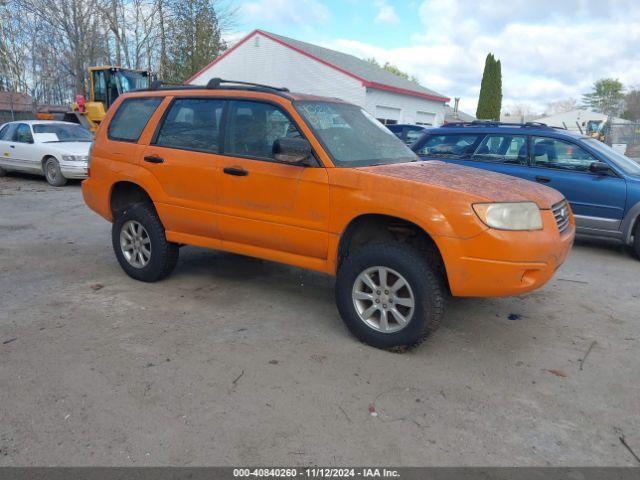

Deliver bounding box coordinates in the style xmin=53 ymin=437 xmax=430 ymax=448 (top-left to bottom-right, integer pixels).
xmin=155 ymin=98 xmax=224 ymax=153
xmin=225 ymin=100 xmax=302 ymax=160
xmin=108 ymin=97 xmax=162 ymax=142
xmin=416 ymin=134 xmax=482 ymax=158
xmin=471 ymin=135 xmax=528 ymax=164
xmin=405 ymin=127 xmax=425 ymax=145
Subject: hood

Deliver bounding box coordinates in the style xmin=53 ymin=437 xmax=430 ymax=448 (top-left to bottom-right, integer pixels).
xmin=46 ymin=142 xmax=91 ymax=156
xmin=357 ymin=160 xmax=564 ymax=209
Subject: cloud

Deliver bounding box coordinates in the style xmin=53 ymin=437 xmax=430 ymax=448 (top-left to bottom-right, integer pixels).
xmin=374 ymin=1 xmax=400 ymax=25
xmin=326 ymin=0 xmax=640 ymax=114
xmin=240 ymin=0 xmax=330 ymax=26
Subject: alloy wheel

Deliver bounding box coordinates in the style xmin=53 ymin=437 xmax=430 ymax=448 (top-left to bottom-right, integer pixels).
xmin=351 ymin=266 xmax=415 ymax=333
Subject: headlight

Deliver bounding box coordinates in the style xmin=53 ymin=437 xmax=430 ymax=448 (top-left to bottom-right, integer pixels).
xmin=62 ymin=154 xmax=89 ymax=162
xmin=473 ymin=202 xmax=543 ymax=231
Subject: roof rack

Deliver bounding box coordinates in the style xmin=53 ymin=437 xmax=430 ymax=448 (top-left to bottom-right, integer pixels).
xmin=144 ymin=78 xmax=290 ymax=95
xmin=444 ymin=120 xmax=565 ymax=130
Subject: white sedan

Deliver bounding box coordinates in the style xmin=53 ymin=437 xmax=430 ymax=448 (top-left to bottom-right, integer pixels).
xmin=0 ymin=120 xmax=92 ymax=186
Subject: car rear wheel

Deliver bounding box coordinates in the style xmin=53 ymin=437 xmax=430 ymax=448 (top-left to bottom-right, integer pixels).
xmin=0 ymin=166 xmax=7 ymax=177
xmin=43 ymin=157 xmax=67 ymax=187
xmin=335 ymin=243 xmax=444 ymax=351
xmin=112 ymin=203 xmax=179 ymax=282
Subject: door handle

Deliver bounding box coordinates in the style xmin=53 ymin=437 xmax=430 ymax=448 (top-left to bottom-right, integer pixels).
xmin=535 ymin=176 xmax=551 ymax=184
xmin=143 ymin=155 xmax=164 ymax=164
xmin=9 ymin=145 xmax=15 ymax=149
xmin=223 ymin=166 xmax=248 ymax=177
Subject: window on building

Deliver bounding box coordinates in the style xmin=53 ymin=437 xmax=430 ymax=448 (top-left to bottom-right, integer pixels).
xmin=155 ymin=98 xmax=224 ymax=153
xmin=377 ymin=118 xmax=398 ymax=125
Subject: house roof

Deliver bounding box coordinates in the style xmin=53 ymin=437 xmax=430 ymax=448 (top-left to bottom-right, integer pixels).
xmin=444 ymin=105 xmax=475 ymax=123
xmin=0 ymin=91 xmax=33 ymax=112
xmin=188 ymin=29 xmax=450 ymax=103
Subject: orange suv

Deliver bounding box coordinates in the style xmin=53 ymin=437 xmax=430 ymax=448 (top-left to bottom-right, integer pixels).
xmin=82 ymin=79 xmax=575 ymax=350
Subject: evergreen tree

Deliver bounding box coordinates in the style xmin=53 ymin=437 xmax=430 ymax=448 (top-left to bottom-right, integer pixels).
xmin=476 ymin=53 xmax=502 ymax=121
xmin=164 ymin=0 xmax=226 ymax=82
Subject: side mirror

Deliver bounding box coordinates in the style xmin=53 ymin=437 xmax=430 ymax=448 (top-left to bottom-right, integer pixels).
xmin=589 ymin=161 xmax=611 ymax=175
xmin=273 ymin=137 xmax=312 ymax=165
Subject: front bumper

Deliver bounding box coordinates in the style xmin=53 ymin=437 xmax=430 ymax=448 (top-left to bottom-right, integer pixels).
xmin=439 ymin=210 xmax=575 ymax=297
xmin=60 ymin=162 xmax=88 ymax=179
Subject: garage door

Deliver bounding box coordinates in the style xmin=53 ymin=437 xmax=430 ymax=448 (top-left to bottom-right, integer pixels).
xmin=416 ymin=111 xmax=436 ymax=126
xmin=376 ymin=105 xmax=401 ymax=125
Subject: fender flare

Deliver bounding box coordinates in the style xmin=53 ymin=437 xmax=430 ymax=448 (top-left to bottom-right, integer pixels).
xmin=621 ymin=201 xmax=640 ymax=244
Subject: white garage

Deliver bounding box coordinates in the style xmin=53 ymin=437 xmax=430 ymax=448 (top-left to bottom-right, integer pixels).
xmin=188 ymin=29 xmax=450 ymax=126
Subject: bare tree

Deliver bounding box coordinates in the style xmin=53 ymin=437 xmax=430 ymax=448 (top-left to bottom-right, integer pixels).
xmin=545 ymin=98 xmax=578 ymax=115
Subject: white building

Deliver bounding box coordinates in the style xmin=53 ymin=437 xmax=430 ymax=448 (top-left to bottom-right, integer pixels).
xmin=188 ymin=30 xmax=450 ymax=126
xmin=537 ymin=108 xmax=630 ymax=133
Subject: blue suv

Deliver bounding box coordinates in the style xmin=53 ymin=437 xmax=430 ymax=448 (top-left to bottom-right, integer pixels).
xmin=411 ymin=122 xmax=640 ymax=258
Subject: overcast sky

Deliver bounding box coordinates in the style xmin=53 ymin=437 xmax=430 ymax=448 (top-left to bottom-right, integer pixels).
xmin=231 ymin=0 xmax=640 ymax=114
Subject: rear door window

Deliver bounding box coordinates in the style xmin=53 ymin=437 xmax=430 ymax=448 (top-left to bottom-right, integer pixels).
xmin=108 ymin=97 xmax=162 ymax=143
xmin=471 ymin=134 xmax=528 ymax=164
xmin=416 ymin=134 xmax=482 ymax=158
xmin=154 ymin=98 xmax=224 ymax=153
xmin=532 ymin=137 xmax=597 ymax=172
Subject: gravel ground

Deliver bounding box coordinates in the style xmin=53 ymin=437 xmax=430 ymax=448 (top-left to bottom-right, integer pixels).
xmin=0 ymin=173 xmax=639 ymax=466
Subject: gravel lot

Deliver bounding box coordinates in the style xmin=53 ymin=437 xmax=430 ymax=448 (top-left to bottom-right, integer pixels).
xmin=0 ymin=174 xmax=639 ymax=466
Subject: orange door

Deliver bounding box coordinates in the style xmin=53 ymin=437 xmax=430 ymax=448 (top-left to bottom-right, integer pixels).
xmin=141 ymin=97 xmax=225 ymax=239
xmin=217 ymin=100 xmax=330 ymax=260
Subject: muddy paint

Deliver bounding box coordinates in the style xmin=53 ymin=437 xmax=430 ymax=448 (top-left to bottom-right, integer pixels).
xmin=358 ymin=161 xmax=564 ymax=209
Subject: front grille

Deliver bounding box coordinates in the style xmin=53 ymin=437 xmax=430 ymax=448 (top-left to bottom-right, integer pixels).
xmin=552 ymin=200 xmax=570 ymax=234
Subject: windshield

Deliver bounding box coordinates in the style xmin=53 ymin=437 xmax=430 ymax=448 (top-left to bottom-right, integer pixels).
xmin=116 ymin=71 xmax=150 ymax=93
xmin=584 ymin=138 xmax=640 ymax=175
xmin=295 ymin=101 xmax=418 ymax=167
xmin=33 ymin=123 xmax=93 ymax=142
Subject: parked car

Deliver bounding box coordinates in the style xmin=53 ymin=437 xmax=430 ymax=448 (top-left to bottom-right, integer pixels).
xmin=385 ymin=124 xmax=432 ymax=145
xmin=0 ymin=120 xmax=92 ymax=186
xmin=82 ymin=80 xmax=574 ymax=350
xmin=411 ymin=121 xmax=640 ymax=259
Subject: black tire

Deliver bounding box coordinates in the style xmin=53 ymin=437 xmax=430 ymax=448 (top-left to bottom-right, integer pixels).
xmin=0 ymin=166 xmax=7 ymax=177
xmin=633 ymin=221 xmax=640 ymax=260
xmin=335 ymin=243 xmax=444 ymax=351
xmin=111 ymin=202 xmax=179 ymax=282
xmin=43 ymin=157 xmax=67 ymax=187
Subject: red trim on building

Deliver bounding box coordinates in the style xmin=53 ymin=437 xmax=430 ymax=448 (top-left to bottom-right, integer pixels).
xmin=188 ymin=29 xmax=450 ymax=103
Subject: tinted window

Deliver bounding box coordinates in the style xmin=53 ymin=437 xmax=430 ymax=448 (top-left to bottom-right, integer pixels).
xmin=532 ymin=137 xmax=597 ymax=172
xmin=108 ymin=97 xmax=162 ymax=142
xmin=416 ymin=134 xmax=482 ymax=158
xmin=472 ymin=134 xmax=528 ymax=164
xmin=155 ymin=98 xmax=224 ymax=153
xmin=225 ymin=101 xmax=302 ymax=160
xmin=13 ymin=123 xmax=33 ymax=143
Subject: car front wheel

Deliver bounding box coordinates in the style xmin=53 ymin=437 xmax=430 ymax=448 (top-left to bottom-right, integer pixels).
xmin=335 ymin=243 xmax=444 ymax=351
xmin=112 ymin=203 xmax=179 ymax=282
xmin=43 ymin=157 xmax=67 ymax=186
